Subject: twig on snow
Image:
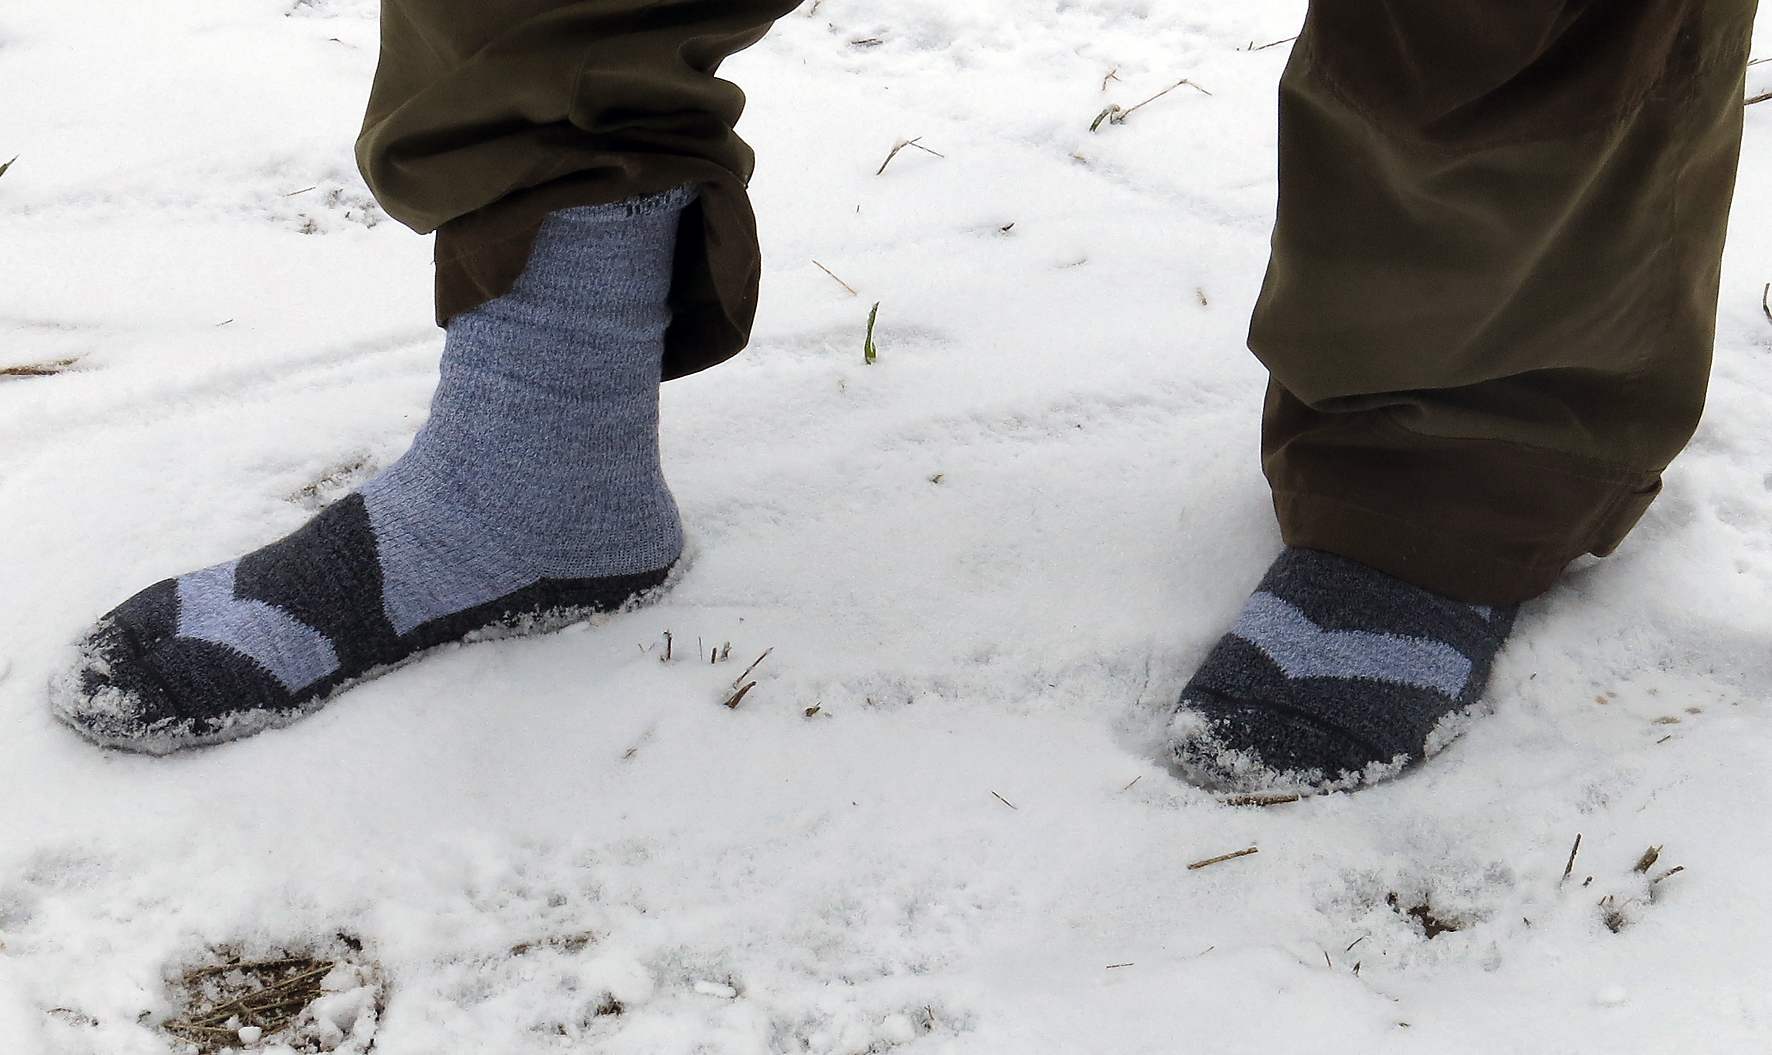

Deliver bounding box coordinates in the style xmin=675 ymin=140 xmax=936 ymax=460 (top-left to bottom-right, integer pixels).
xmin=1560 ymin=833 xmax=1582 ymax=886
xmin=1187 ymin=847 xmax=1258 ymax=870
xmin=732 ymin=647 xmax=774 ymax=688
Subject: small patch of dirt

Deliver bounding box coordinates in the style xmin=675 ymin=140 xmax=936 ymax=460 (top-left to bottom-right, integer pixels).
xmin=163 ymin=939 xmax=381 ymax=1053
xmin=1387 ymin=893 xmax=1461 ymax=939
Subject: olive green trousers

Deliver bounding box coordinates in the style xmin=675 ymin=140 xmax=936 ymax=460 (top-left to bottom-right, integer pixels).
xmin=356 ymin=0 xmax=1757 ymax=605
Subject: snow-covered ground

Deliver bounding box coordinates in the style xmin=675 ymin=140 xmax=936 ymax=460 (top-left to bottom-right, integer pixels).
xmin=7 ymin=1 xmax=1772 ymax=1051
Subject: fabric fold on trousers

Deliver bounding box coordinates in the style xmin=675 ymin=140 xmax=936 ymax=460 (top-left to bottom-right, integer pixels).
xmin=1250 ymin=0 xmax=1755 ymax=603
xmin=355 ymin=0 xmax=800 ymax=381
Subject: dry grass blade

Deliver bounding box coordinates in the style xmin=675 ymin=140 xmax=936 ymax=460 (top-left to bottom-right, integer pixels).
xmin=1093 ymin=77 xmax=1211 ymax=131
xmin=1187 ymin=846 xmax=1258 ymax=870
xmin=1560 ymin=833 xmax=1582 ymax=885
xmin=1632 ymin=845 xmax=1663 ymax=874
xmin=1762 ymin=282 xmax=1770 ymax=323
xmin=1 ymin=356 xmax=80 ymax=379
xmin=189 ymin=963 xmax=333 ymax=1026
xmin=1125 ymin=77 xmax=1211 ymax=110
xmin=812 ymin=259 xmax=859 ymax=295
xmin=1220 ymin=792 xmax=1300 ymax=807
xmin=990 ymin=791 xmax=1018 ymax=810
xmin=1245 ymin=35 xmax=1299 ymax=51
xmin=1749 ymin=90 xmax=1772 ymax=105
xmin=186 ymin=956 xmax=315 ymax=980
xmin=164 ymin=1022 xmax=241 ymax=1041
xmin=875 ymin=137 xmax=943 ymax=175
xmin=510 ymin=931 xmax=596 ymax=956
xmin=0 ymin=156 xmax=15 ymax=179
xmin=732 ymin=647 xmax=773 ymax=688
xmin=164 ymin=957 xmax=335 ymax=1053
xmin=721 ymin=681 xmax=757 ymax=709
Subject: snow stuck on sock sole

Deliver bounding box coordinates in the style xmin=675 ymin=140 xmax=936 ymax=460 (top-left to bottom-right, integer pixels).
xmin=7 ymin=0 xmax=1772 ymax=1052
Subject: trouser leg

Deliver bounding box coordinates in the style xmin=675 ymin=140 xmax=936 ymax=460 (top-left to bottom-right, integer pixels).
xmin=356 ymin=0 xmax=799 ymax=379
xmin=1252 ymin=0 xmax=1757 ymax=604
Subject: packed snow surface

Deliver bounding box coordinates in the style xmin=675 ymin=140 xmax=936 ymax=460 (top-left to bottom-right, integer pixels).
xmin=6 ymin=1 xmax=1772 ymax=1052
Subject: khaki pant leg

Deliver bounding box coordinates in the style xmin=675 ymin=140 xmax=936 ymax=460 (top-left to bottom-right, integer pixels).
xmin=356 ymin=0 xmax=799 ymax=380
xmin=1252 ymin=0 xmax=1757 ymax=604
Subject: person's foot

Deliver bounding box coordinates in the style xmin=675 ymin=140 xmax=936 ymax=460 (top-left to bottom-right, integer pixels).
xmin=1170 ymin=548 xmax=1517 ymax=792
xmin=52 ymin=186 xmax=696 ymax=754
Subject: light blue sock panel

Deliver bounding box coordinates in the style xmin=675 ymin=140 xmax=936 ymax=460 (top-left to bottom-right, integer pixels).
xmin=54 ymin=186 xmax=695 ymax=754
xmin=363 ymin=185 xmax=691 ymax=634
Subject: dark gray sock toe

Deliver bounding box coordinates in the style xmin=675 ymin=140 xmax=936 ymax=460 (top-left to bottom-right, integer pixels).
xmin=54 ymin=577 xmax=301 ymax=753
xmin=53 ymin=494 xmax=673 ymax=754
xmin=1172 ymin=548 xmax=1517 ymax=792
xmin=1174 ymin=689 xmax=1381 ymax=790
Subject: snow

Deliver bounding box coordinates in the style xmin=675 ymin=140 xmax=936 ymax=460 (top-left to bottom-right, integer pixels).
xmin=5 ymin=0 xmax=1772 ymax=1052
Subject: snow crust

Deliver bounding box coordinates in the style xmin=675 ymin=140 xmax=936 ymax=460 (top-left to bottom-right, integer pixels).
xmin=6 ymin=0 xmax=1772 ymax=1051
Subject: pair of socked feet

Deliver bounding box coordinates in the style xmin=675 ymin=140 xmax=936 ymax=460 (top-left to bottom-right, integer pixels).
xmin=50 ymin=187 xmax=1517 ymax=792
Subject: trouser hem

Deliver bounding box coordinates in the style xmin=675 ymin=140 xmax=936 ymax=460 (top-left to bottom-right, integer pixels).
xmin=1274 ymin=491 xmax=1634 ymax=606
xmin=1264 ymin=387 xmax=1665 ymax=605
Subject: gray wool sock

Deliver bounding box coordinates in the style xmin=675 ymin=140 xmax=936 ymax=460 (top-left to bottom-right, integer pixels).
xmin=362 ymin=185 xmax=690 ymax=634
xmin=54 ymin=186 xmax=693 ymax=754
xmin=1171 ymin=548 xmax=1517 ymax=792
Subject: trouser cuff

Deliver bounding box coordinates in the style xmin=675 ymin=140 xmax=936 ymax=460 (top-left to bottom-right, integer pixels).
xmin=1265 ymin=388 xmax=1663 ymax=605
